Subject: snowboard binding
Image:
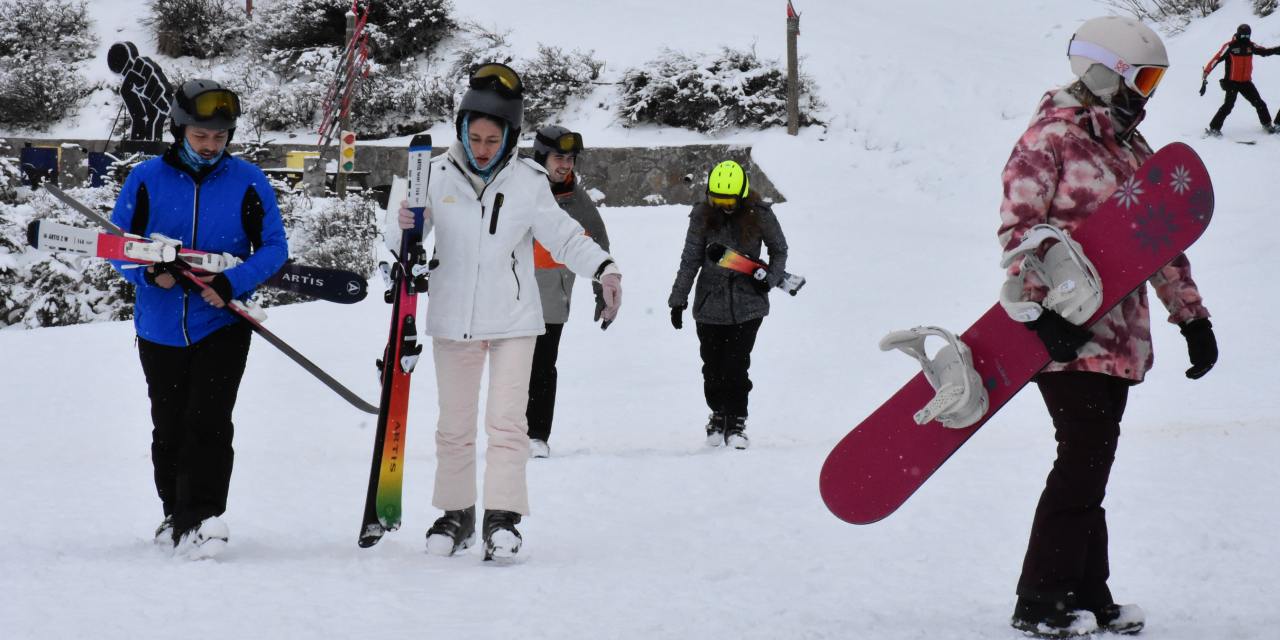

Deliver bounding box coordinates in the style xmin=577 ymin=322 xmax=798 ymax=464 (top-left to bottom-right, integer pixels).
xmin=999 ymin=224 xmax=1102 ymax=324
xmin=879 ymin=326 xmax=988 ymax=429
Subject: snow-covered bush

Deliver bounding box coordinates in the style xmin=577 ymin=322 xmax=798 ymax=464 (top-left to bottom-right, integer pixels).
xmin=446 ymin=26 xmax=604 ymax=130
xmin=146 ymin=0 xmax=250 ymax=59
xmin=521 ymin=45 xmax=603 ymax=129
xmin=255 ymin=0 xmax=455 ymax=63
xmin=350 ymin=65 xmax=454 ymax=137
xmin=0 ymin=58 xmax=94 ymax=129
xmin=1105 ymin=0 xmax=1221 ymax=24
xmin=0 ymin=0 xmax=96 ymax=129
xmin=1256 ymin=0 xmax=1277 ymax=17
xmin=0 ymin=0 xmax=96 ymax=62
xmin=234 ymin=51 xmax=452 ymax=137
xmin=0 ymin=146 xmax=21 ymax=204
xmin=618 ymin=47 xmax=821 ymax=133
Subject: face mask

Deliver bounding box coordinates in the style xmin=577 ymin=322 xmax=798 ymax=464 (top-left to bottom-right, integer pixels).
xmin=180 ymin=139 xmax=221 ymax=169
xmin=1107 ymin=86 xmax=1148 ymax=143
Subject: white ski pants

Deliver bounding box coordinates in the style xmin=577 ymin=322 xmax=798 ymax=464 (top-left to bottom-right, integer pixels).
xmin=431 ymin=336 xmax=536 ymax=515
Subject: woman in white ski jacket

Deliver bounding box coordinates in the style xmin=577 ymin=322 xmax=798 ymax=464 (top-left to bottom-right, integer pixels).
xmin=388 ymin=63 xmax=621 ymax=561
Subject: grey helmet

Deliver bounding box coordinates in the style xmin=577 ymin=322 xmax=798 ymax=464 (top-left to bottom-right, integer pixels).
xmin=1067 ymin=16 xmax=1168 ymax=101
xmin=169 ymin=79 xmax=240 ymax=131
xmin=454 ymin=63 xmax=524 ymax=139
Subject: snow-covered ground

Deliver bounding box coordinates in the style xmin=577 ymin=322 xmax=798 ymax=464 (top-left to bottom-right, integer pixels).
xmin=3 ymin=1 xmax=1280 ymax=638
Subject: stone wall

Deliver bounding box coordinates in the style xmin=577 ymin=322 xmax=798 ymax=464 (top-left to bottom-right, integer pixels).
xmin=1 ymin=137 xmax=784 ymax=207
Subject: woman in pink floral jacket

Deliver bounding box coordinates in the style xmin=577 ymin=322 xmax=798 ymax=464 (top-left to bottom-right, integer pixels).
xmin=998 ymin=16 xmax=1218 ymax=637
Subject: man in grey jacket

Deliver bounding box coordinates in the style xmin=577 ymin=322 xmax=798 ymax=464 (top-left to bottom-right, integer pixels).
xmin=525 ymin=125 xmax=611 ymax=458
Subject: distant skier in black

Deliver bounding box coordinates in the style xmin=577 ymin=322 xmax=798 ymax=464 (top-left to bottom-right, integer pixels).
xmin=107 ymin=41 xmax=173 ymax=140
xmin=1201 ymin=24 xmax=1279 ymax=136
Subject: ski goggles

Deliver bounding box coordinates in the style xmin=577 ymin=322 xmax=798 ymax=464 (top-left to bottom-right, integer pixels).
xmin=470 ymin=63 xmax=524 ymax=98
xmin=536 ymin=130 xmax=583 ymax=155
xmin=707 ymin=192 xmax=741 ymax=210
xmin=179 ymin=88 xmax=242 ymax=122
xmin=1067 ymin=39 xmax=1166 ymax=97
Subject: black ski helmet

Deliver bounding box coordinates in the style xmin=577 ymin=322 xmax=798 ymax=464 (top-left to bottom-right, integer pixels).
xmin=169 ymin=79 xmax=240 ymax=141
xmin=532 ymin=124 xmax=584 ymax=166
xmin=1237 ymin=24 xmax=1252 ymax=38
xmin=454 ymin=63 xmax=524 ymax=140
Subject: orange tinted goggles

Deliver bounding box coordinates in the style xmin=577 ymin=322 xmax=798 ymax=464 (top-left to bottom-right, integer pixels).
xmin=1129 ymin=65 xmax=1166 ymax=97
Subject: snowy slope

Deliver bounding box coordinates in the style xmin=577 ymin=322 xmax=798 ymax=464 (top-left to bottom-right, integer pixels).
xmin=3 ymin=1 xmax=1280 ymax=639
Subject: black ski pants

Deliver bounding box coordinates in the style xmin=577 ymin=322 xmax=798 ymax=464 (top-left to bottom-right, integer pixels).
xmin=695 ymin=318 xmax=763 ymax=418
xmin=137 ymin=323 xmax=251 ymax=537
xmin=1017 ymin=371 xmax=1130 ymax=610
xmin=525 ymin=322 xmax=565 ymax=442
xmin=1209 ymin=80 xmax=1273 ymax=131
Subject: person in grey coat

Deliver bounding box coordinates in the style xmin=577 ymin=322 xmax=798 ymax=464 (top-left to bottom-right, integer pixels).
xmin=668 ymin=160 xmax=788 ymax=450
xmin=525 ymin=125 xmax=612 ymax=458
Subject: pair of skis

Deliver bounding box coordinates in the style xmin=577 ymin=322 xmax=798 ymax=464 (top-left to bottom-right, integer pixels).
xmin=39 ymin=183 xmax=378 ymax=415
xmin=358 ymin=134 xmax=433 ymax=548
xmin=27 ymin=217 xmax=368 ymax=304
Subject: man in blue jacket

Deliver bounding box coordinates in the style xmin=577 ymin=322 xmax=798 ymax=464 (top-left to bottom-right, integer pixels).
xmin=109 ymin=79 xmax=288 ymax=559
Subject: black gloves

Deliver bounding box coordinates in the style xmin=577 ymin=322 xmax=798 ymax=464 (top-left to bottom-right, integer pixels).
xmin=1180 ymin=318 xmax=1217 ymax=379
xmin=205 ymin=273 xmax=233 ymax=304
xmin=593 ymin=282 xmax=610 ymax=330
xmin=1026 ymin=309 xmax=1092 ymax=363
xmin=670 ymin=305 xmax=685 ymax=330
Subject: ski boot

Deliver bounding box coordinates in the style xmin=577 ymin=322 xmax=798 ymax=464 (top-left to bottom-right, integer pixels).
xmin=705 ymin=412 xmax=725 ymax=447
xmin=1204 ymin=128 xmax=1223 ymax=138
xmin=1010 ymin=597 xmax=1098 ymax=638
xmin=425 ymin=506 xmax=476 ymax=556
xmin=529 ymin=438 xmax=551 ymax=459
xmin=153 ymin=515 xmax=173 ymax=547
xmin=173 ymin=516 xmax=229 ymax=560
xmin=1094 ymin=603 xmax=1145 ymax=635
xmin=482 ymin=509 xmax=523 ymax=562
xmin=724 ymin=415 xmax=749 ymax=450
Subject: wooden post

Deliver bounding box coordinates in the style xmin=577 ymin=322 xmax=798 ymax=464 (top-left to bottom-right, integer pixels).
xmin=786 ymin=1 xmax=801 ymax=136
xmin=335 ymin=10 xmax=355 ymax=199
xmin=245 ymin=1 xmax=252 ymax=18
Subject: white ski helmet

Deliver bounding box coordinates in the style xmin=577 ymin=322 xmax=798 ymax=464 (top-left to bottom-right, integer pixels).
xmin=1068 ymin=16 xmax=1168 ymax=100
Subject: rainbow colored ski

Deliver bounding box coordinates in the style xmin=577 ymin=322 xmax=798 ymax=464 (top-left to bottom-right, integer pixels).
xmin=359 ymin=134 xmax=432 ymax=547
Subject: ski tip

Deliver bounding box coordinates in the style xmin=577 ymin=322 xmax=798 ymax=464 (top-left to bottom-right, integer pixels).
xmin=357 ymin=523 xmax=385 ymax=548
xmin=409 ymin=134 xmax=432 ymax=151
xmin=26 ymin=219 xmax=40 ymax=249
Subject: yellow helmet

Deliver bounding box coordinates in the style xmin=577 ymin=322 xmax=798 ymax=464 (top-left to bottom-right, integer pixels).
xmin=707 ymin=160 xmax=750 ymax=210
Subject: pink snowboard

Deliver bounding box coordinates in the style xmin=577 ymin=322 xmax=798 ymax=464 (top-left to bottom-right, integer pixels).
xmin=820 ymin=142 xmax=1214 ymax=525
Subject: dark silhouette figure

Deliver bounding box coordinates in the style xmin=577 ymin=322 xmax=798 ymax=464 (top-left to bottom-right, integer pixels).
xmin=107 ymin=42 xmax=173 ymax=140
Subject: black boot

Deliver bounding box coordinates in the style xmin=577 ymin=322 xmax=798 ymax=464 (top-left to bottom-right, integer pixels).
xmin=425 ymin=506 xmax=476 ymax=556
xmin=705 ymin=412 xmax=725 ymax=447
xmin=724 ymin=415 xmax=749 ymax=450
xmin=1011 ymin=596 xmax=1098 ymax=638
xmin=482 ymin=509 xmax=523 ymax=561
xmin=1094 ymin=603 xmax=1145 ymax=635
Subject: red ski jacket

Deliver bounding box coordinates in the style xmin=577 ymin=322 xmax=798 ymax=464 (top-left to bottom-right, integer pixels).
xmin=1204 ymin=39 xmax=1278 ymax=82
